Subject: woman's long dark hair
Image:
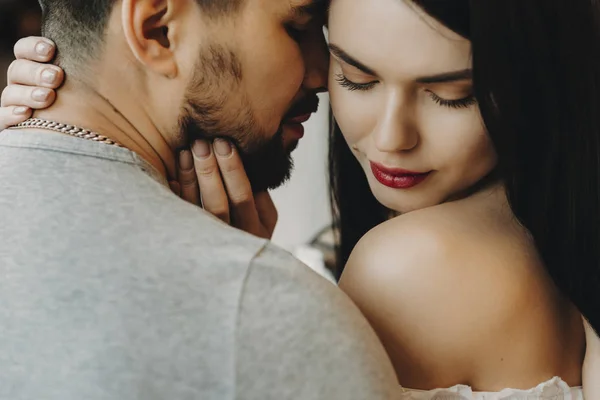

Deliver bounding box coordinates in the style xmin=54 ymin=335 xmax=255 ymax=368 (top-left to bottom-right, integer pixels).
xmin=329 ymin=0 xmax=600 ymax=334
xmin=329 ymin=114 xmax=389 ymax=280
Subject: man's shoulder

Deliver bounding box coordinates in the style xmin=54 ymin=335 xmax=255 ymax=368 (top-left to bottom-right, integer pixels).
xmin=237 ymin=242 xmax=398 ymax=400
xmin=243 ymin=243 xmax=346 ymax=312
xmin=0 ymin=129 xmax=275 ymax=277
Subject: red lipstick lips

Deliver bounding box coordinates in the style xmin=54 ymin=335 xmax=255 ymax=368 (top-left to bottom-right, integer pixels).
xmin=370 ymin=162 xmax=431 ymax=189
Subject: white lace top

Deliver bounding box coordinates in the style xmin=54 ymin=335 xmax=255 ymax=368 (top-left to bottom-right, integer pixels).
xmin=398 ymin=377 xmax=584 ymax=399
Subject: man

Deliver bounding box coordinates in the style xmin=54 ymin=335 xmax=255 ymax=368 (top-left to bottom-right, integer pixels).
xmin=0 ymin=0 xmax=398 ymax=399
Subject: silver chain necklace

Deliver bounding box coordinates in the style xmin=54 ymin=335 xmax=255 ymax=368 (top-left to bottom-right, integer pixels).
xmin=13 ymin=118 xmax=123 ymax=147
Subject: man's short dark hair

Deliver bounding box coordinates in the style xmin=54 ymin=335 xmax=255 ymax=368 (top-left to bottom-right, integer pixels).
xmin=39 ymin=0 xmax=242 ymax=74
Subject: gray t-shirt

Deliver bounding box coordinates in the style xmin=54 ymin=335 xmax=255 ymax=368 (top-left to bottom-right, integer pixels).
xmin=0 ymin=130 xmax=397 ymax=400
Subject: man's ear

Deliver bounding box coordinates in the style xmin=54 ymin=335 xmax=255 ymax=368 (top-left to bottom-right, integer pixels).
xmin=120 ymin=0 xmax=184 ymax=78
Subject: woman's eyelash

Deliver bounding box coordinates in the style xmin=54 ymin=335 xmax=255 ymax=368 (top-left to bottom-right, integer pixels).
xmin=335 ymin=74 xmax=477 ymax=109
xmin=427 ymin=91 xmax=477 ymax=109
xmin=335 ymin=74 xmax=378 ymax=91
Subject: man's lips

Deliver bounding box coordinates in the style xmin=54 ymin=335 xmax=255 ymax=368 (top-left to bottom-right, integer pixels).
xmin=285 ymin=113 xmax=312 ymax=124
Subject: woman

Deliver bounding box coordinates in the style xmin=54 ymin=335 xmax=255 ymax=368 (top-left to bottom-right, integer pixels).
xmin=329 ymin=0 xmax=599 ymax=397
xmin=1 ymin=0 xmax=598 ymax=398
xmin=328 ymin=0 xmax=586 ymax=395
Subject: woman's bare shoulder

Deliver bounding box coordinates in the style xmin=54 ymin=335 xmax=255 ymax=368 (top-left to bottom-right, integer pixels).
xmin=340 ymin=197 xmax=579 ymax=389
xmin=343 ymin=194 xmax=537 ymax=291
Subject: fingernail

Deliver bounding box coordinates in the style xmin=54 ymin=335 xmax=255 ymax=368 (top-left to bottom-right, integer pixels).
xmin=214 ymin=139 xmax=233 ymax=157
xmin=192 ymin=140 xmax=211 ymax=159
xmin=35 ymin=41 xmax=52 ymax=56
xmin=32 ymin=88 xmax=51 ymax=102
xmin=179 ymin=150 xmax=193 ymax=170
xmin=13 ymin=106 xmax=30 ymax=115
xmin=41 ymin=68 xmax=57 ymax=84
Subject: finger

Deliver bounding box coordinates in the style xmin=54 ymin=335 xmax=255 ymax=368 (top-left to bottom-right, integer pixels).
xmin=254 ymin=191 xmax=278 ymax=235
xmin=213 ymin=139 xmax=262 ymax=234
xmin=1 ymin=84 xmax=56 ymax=109
xmin=7 ymin=59 xmax=64 ymax=88
xmin=191 ymin=140 xmax=230 ymax=224
xmin=0 ymin=106 xmax=32 ymax=131
xmin=14 ymin=37 xmax=56 ymax=62
xmin=177 ymin=150 xmax=201 ymax=206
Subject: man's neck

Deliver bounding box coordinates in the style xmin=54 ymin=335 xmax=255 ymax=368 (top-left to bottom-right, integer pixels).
xmin=31 ymin=77 xmax=177 ymax=181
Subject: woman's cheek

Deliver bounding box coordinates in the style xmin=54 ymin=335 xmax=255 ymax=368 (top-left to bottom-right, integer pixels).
xmin=330 ymin=85 xmax=377 ymax=146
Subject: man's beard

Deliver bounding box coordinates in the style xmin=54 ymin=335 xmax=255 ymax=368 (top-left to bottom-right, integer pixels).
xmin=234 ymin=126 xmax=297 ymax=192
xmin=178 ymin=45 xmax=295 ymax=192
xmin=181 ymin=112 xmax=295 ymax=192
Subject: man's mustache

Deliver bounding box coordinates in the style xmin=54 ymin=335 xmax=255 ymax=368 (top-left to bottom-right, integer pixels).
xmin=283 ymin=95 xmax=320 ymax=121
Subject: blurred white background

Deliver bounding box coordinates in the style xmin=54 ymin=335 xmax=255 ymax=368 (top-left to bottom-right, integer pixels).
xmin=270 ymin=94 xmax=332 ymax=249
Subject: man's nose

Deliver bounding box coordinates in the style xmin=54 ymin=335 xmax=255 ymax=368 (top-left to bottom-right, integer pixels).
xmin=302 ymin=27 xmax=329 ymax=93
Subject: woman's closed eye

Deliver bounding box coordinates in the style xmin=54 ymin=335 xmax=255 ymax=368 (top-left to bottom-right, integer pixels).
xmin=335 ymin=73 xmax=477 ymax=109
xmin=335 ymin=73 xmax=378 ymax=91
xmin=426 ymin=90 xmax=477 ymax=109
